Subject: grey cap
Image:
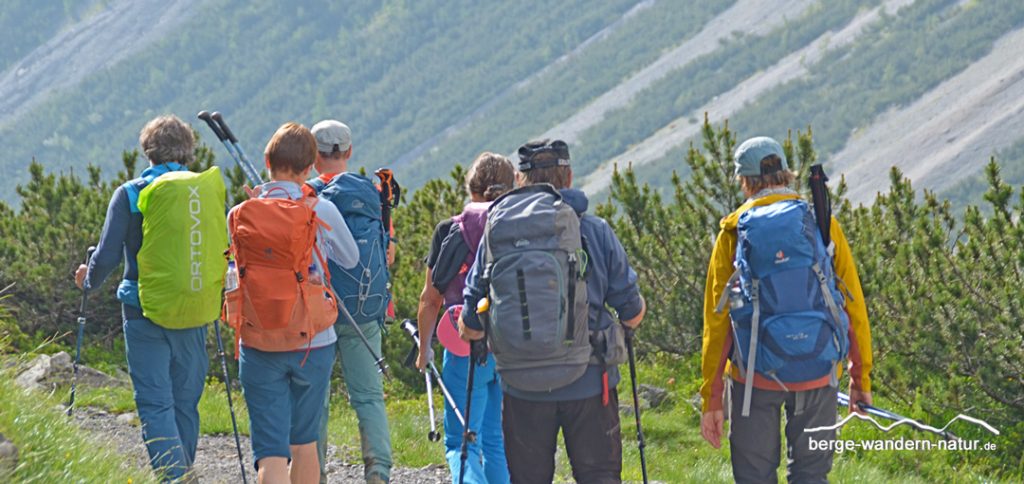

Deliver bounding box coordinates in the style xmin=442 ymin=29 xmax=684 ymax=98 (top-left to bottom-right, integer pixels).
xmin=311 ymin=120 xmax=352 ymax=154
xmin=734 ymin=136 xmax=788 ymax=176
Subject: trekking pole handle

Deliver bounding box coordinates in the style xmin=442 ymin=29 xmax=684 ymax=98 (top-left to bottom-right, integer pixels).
xmin=80 ymin=246 xmax=96 ymax=298
xmin=211 ymin=112 xmax=239 ymax=143
xmin=470 ymin=298 xmax=491 ymax=364
xmin=400 ymin=319 xmax=418 ymax=339
xmin=197 ymin=111 xmax=227 ymax=141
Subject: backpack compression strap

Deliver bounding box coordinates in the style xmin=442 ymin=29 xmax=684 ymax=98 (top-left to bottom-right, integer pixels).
xmin=812 ymin=262 xmax=844 ymax=388
xmin=741 ymin=279 xmax=761 ymax=417
xmin=715 ymin=270 xmax=742 ymax=314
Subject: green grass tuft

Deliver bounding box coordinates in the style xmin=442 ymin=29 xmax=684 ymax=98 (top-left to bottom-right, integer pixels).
xmin=0 ymin=369 xmax=156 ymax=483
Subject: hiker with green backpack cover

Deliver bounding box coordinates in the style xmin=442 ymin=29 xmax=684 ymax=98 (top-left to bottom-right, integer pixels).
xmin=459 ymin=139 xmax=646 ymax=484
xmin=699 ymin=137 xmax=874 ymax=483
xmin=75 ymin=115 xmax=227 ymax=482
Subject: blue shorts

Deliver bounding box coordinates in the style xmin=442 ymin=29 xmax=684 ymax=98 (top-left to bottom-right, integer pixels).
xmin=239 ymin=344 xmax=335 ymax=464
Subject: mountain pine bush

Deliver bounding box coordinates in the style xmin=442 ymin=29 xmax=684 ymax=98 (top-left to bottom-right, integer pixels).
xmin=0 ymin=120 xmax=1019 ymax=476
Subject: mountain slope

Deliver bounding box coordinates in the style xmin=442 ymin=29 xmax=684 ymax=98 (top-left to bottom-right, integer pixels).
xmin=625 ymin=0 xmax=1024 ymax=203
xmin=0 ymin=0 xmax=641 ymax=192
xmin=1 ymin=0 xmax=1022 ymax=208
xmin=0 ymin=0 xmax=199 ymax=128
xmin=578 ymin=0 xmax=914 ymax=194
xmin=833 ymin=25 xmax=1024 ymax=204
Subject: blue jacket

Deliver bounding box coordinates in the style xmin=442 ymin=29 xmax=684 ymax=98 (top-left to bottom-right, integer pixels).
xmin=462 ymin=188 xmax=643 ymax=401
xmin=85 ymin=163 xmax=190 ymax=320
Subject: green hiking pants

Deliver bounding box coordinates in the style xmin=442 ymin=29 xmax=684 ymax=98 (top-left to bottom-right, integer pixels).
xmin=317 ymin=321 xmax=392 ymax=483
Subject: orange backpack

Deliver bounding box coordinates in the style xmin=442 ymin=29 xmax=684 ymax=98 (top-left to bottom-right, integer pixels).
xmin=223 ymin=193 xmax=339 ymax=352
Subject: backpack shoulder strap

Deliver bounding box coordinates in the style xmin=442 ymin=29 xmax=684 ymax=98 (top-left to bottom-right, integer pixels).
xmin=304 ymin=177 xmax=327 ymax=195
xmin=123 ymin=162 xmax=189 ymax=213
xmin=489 ymin=183 xmax=560 ymax=210
xmin=123 ymin=176 xmax=157 ymax=214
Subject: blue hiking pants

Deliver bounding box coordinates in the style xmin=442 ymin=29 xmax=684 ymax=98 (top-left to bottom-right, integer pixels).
xmin=442 ymin=350 xmax=509 ymax=484
xmin=239 ymin=344 xmax=335 ymax=466
xmin=123 ymin=318 xmax=209 ymax=482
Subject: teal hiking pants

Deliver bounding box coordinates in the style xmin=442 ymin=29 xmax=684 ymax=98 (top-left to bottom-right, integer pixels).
xmin=317 ymin=321 xmax=392 ymax=483
xmin=123 ymin=318 xmax=208 ymax=482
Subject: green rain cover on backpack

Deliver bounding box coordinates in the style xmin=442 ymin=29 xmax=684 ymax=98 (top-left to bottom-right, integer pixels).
xmin=136 ymin=167 xmax=228 ymax=328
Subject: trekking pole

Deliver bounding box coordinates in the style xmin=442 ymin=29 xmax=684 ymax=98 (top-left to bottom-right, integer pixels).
xmin=338 ymin=303 xmax=390 ymax=378
xmin=816 ymin=392 xmax=999 ymax=441
xmin=214 ymin=319 xmax=249 ymax=484
xmin=67 ymin=246 xmax=95 ymax=417
xmin=837 ymin=392 xmax=961 ymax=440
xmin=458 ymin=298 xmax=489 ymax=484
xmin=401 ymin=320 xmax=466 ymax=427
xmin=211 ymin=112 xmax=262 ymax=184
xmin=624 ymin=326 xmax=649 ymax=484
xmin=196 ymin=111 xmax=263 ymax=187
xmin=425 ymin=369 xmax=441 ymax=442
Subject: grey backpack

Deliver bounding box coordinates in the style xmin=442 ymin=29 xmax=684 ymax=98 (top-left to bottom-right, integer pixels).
xmin=480 ymin=184 xmax=591 ymax=392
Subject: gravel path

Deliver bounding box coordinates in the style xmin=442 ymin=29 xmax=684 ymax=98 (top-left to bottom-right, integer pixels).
xmin=74 ymin=408 xmax=449 ymax=483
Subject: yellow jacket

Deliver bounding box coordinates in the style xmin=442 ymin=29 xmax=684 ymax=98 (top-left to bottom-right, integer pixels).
xmin=700 ymin=193 xmax=872 ymax=412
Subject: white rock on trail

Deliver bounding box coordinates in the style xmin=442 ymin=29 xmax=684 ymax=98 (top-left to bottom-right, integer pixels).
xmin=14 ymin=351 xmax=127 ymax=392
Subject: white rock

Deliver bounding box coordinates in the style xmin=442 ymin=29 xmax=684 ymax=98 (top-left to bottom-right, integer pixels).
xmin=14 ymin=354 xmax=52 ymax=390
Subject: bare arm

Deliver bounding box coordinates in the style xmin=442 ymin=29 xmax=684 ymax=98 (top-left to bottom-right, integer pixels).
xmin=415 ymin=267 xmax=444 ymax=370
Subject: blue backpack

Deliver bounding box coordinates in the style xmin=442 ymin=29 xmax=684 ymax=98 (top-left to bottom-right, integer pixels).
xmin=308 ymin=173 xmax=391 ymax=325
xmin=717 ymin=199 xmax=849 ymax=417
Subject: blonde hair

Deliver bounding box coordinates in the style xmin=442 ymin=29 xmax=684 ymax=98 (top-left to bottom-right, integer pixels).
xmin=265 ymin=122 xmax=316 ymax=175
xmin=465 ymin=152 xmax=515 ymax=201
xmin=139 ymin=115 xmax=194 ymax=165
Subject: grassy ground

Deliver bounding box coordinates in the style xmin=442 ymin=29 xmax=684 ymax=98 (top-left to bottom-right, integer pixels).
xmin=0 ymin=369 xmax=156 ymax=483
xmin=30 ymin=354 xmax=1021 ymax=483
